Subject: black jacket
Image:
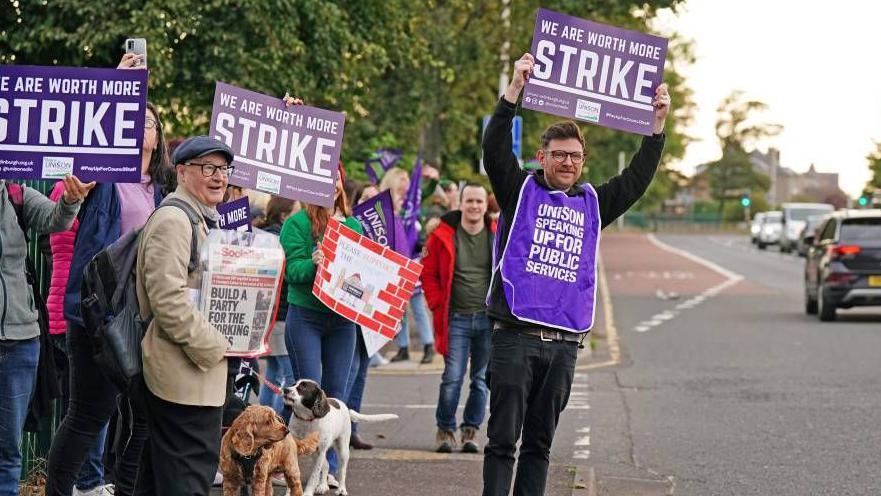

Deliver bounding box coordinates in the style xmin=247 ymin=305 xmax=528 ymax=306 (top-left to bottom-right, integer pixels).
xmin=482 ymin=97 xmax=665 ymax=329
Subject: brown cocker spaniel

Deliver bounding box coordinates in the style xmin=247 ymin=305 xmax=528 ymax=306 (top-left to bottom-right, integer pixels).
xmin=220 ymin=405 xmax=320 ymax=496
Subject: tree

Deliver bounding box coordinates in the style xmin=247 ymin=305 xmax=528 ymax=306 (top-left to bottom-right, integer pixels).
xmin=864 ymin=141 xmax=881 ymax=193
xmin=706 ymin=91 xmax=781 ymax=214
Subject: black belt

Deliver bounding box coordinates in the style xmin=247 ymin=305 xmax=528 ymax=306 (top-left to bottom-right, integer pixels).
xmin=493 ymin=323 xmax=585 ymax=344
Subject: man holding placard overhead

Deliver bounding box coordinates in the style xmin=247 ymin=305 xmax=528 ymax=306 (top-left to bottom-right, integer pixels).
xmin=481 ymin=50 xmax=671 ymax=495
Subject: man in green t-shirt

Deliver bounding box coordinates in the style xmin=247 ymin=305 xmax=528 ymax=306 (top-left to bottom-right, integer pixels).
xmin=421 ymin=184 xmax=495 ymax=453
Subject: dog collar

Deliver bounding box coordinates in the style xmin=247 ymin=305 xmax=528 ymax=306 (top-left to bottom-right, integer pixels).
xmin=293 ymin=410 xmax=315 ymax=422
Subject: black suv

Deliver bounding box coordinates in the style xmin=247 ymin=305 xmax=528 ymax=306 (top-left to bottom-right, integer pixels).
xmin=804 ymin=210 xmax=881 ymax=321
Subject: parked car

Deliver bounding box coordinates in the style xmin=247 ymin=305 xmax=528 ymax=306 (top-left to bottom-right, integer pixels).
xmin=750 ymin=212 xmax=767 ymax=245
xmin=796 ymin=214 xmax=829 ymax=257
xmin=804 ymin=209 xmax=881 ymax=321
xmin=756 ymin=211 xmax=783 ymax=250
xmin=780 ymin=202 xmax=834 ymax=253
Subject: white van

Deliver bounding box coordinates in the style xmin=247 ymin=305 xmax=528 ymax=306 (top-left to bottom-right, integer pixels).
xmin=780 ymin=202 xmax=834 ymax=252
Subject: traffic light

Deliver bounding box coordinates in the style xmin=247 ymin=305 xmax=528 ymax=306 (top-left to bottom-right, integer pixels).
xmin=740 ymin=195 xmax=751 ymax=207
xmin=858 ymin=196 xmax=869 ymax=207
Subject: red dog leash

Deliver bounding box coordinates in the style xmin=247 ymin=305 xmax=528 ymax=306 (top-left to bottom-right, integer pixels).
xmin=244 ymin=367 xmax=284 ymax=396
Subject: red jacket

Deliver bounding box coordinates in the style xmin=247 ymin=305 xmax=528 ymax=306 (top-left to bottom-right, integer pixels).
xmin=420 ymin=211 xmax=496 ymax=356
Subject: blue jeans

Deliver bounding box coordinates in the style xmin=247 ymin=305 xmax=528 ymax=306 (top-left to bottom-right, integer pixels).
xmin=346 ymin=330 xmax=369 ymax=435
xmin=285 ymin=305 xmax=356 ymax=476
xmin=436 ymin=312 xmax=491 ymax=432
xmin=259 ymin=356 xmax=294 ymax=416
xmin=0 ymin=337 xmax=39 ymax=496
xmin=74 ymin=427 xmax=107 ymax=490
xmin=395 ymin=290 xmax=434 ymax=348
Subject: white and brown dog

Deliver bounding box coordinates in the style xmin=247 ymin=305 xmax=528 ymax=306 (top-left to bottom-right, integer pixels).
xmin=283 ymin=379 xmax=398 ymax=496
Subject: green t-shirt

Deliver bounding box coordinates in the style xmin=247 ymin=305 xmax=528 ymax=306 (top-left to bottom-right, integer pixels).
xmin=279 ymin=211 xmax=364 ymax=313
xmin=450 ymin=225 xmax=491 ymax=314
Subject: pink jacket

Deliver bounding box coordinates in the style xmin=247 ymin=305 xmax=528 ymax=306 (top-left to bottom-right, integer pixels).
xmin=48 ymin=182 xmax=79 ymax=335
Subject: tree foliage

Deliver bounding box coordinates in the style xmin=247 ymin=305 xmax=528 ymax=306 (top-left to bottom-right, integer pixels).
xmin=705 ymin=91 xmax=780 ymax=213
xmin=864 ymin=141 xmax=881 ymax=193
xmin=2 ymin=0 xmax=692 ymax=192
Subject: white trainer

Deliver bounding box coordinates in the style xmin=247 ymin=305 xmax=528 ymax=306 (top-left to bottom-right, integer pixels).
xmin=72 ymin=484 xmax=115 ymax=496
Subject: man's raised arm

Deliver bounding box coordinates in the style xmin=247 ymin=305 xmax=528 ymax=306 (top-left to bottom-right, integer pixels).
xmin=482 ymin=53 xmax=535 ymax=211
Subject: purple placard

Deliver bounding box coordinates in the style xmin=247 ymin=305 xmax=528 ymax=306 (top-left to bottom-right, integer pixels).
xmin=352 ymin=189 xmax=396 ymax=248
xmin=217 ymin=196 xmax=252 ymax=232
xmin=522 ymin=9 xmax=667 ymax=136
xmin=0 ymin=65 xmax=147 ymax=182
xmin=209 ymin=82 xmax=345 ymax=208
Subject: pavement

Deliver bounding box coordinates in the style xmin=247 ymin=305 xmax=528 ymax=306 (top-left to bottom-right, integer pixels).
xmin=212 ymin=300 xmax=604 ymax=496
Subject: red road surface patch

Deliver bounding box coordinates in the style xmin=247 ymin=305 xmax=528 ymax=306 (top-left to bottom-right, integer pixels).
xmin=601 ymin=233 xmax=764 ymax=296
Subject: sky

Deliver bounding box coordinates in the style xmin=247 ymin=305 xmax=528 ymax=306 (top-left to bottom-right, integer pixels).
xmin=652 ymin=0 xmax=881 ymax=197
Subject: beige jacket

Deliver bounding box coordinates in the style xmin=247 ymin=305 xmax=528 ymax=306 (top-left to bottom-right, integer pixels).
xmin=136 ymin=187 xmax=229 ymax=406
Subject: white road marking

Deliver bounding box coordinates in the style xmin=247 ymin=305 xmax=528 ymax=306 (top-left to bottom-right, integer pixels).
xmin=573 ymin=450 xmax=591 ymax=459
xmin=569 ymin=370 xmax=592 ymax=460
xmin=630 ymin=235 xmax=745 ymax=334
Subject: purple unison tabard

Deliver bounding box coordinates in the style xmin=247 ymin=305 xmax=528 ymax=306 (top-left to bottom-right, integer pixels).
xmin=497 ymin=177 xmax=601 ymax=333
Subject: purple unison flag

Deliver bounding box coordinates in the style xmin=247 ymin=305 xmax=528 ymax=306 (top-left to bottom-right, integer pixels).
xmin=522 ymin=9 xmax=667 ymax=136
xmin=364 ymin=148 xmax=402 ymax=183
xmin=376 ymin=148 xmax=402 ymax=169
xmin=0 ymin=65 xmax=147 ymax=182
xmin=352 ymin=189 xmax=396 ymax=248
xmin=364 ymin=158 xmax=381 ymax=183
xmin=208 ymin=82 xmax=346 ymax=208
xmin=217 ymin=196 xmax=252 ymax=232
xmin=401 ymin=156 xmax=422 ymax=256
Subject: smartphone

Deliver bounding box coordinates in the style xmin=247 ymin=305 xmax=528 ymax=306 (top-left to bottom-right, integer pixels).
xmin=125 ymin=38 xmax=147 ymax=68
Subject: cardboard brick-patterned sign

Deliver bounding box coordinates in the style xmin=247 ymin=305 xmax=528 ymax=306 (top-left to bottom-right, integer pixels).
xmin=313 ymin=218 xmax=423 ymax=355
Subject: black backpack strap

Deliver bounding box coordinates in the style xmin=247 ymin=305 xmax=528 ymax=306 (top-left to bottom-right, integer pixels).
xmin=6 ymin=182 xmax=43 ymax=293
xmin=159 ymin=198 xmax=202 ymax=273
xmin=5 ymin=182 xmax=29 ymax=242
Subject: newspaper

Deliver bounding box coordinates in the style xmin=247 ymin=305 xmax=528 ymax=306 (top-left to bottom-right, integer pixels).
xmin=198 ymin=229 xmax=285 ymax=357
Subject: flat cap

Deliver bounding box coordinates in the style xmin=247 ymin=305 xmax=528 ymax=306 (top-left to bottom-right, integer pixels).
xmin=171 ymin=136 xmax=234 ymax=165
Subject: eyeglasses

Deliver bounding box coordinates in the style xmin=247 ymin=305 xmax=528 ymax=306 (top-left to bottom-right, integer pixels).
xmin=185 ymin=162 xmax=235 ymax=177
xmin=145 ymin=118 xmax=159 ymax=129
xmin=545 ymin=150 xmax=585 ymax=164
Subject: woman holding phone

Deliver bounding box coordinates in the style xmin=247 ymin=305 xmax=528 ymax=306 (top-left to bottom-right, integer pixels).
xmin=45 ymin=53 xmax=175 ymax=496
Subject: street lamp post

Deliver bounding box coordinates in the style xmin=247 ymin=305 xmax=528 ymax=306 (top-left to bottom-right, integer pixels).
xmin=498 ymin=0 xmax=511 ymax=98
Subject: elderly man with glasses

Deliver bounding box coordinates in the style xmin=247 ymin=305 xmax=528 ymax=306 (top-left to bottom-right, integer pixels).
xmin=480 ymin=53 xmax=672 ymax=496
xmin=132 ymin=136 xmax=235 ymax=496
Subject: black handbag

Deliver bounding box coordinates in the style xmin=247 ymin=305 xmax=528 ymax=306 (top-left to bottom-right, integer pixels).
xmin=91 ymin=279 xmax=150 ymax=391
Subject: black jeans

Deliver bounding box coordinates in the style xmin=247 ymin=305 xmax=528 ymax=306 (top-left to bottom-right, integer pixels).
xmin=46 ymin=324 xmax=149 ymax=496
xmin=133 ymin=376 xmax=222 ymax=496
xmin=482 ymin=330 xmax=577 ymax=496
